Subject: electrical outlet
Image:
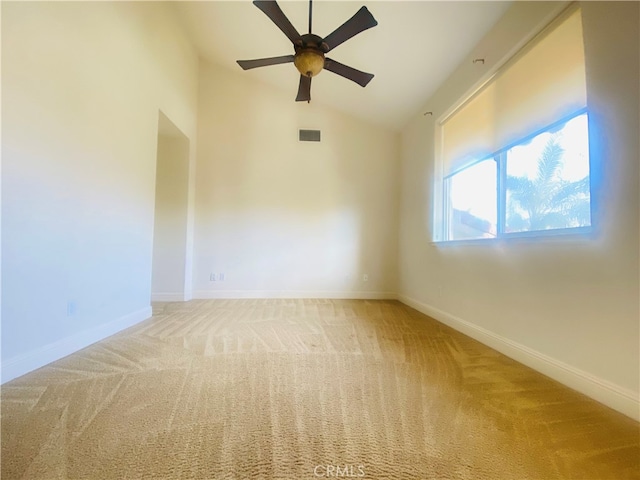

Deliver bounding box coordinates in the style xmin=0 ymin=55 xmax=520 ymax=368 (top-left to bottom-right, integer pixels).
xmin=363 ymin=274 xmax=369 ymax=282
xmin=67 ymin=301 xmax=76 ymax=316
xmin=210 ymin=273 xmax=216 ymax=282
xmin=219 ymin=273 xmax=225 ymax=282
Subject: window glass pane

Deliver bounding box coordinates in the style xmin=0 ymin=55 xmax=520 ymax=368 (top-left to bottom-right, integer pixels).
xmin=447 ymin=159 xmax=497 ymax=240
xmin=505 ymin=113 xmax=590 ymax=233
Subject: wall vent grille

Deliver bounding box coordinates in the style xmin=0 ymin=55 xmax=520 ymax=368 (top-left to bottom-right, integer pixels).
xmin=299 ymin=129 xmax=321 ymax=142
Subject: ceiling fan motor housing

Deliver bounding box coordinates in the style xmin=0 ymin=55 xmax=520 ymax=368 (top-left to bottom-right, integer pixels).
xmin=294 ymin=34 xmax=328 ymax=77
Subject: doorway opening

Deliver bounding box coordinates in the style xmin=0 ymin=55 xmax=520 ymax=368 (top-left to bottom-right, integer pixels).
xmin=151 ymin=112 xmax=190 ymax=301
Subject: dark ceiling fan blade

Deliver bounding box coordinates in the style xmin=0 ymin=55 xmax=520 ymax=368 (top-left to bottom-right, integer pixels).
xmin=324 ymin=58 xmax=374 ymax=87
xmin=253 ymin=1 xmax=301 ymax=45
xmin=295 ymin=75 xmax=312 ymax=102
xmin=322 ymin=6 xmax=378 ymax=52
xmin=237 ymin=55 xmax=295 ymax=70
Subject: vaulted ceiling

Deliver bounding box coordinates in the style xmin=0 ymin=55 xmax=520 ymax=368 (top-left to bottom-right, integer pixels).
xmin=174 ymin=1 xmax=512 ymax=131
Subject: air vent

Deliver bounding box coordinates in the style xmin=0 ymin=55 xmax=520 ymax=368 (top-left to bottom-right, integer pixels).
xmin=299 ymin=129 xmax=321 ymax=142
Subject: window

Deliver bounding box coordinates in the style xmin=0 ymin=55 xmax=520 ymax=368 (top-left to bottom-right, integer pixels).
xmin=436 ymin=6 xmax=590 ymax=242
xmin=446 ymin=158 xmax=497 ymax=240
xmin=505 ymin=113 xmax=590 ymax=233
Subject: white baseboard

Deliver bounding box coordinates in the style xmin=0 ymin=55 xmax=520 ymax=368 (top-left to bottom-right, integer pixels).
xmin=398 ymin=294 xmax=640 ymax=421
xmin=1 ymin=306 xmax=152 ymax=384
xmin=151 ymin=292 xmax=187 ymax=302
xmin=193 ymin=290 xmax=397 ymax=300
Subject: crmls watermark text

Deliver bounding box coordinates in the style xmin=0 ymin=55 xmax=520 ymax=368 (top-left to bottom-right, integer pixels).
xmin=313 ymin=465 xmax=365 ymax=477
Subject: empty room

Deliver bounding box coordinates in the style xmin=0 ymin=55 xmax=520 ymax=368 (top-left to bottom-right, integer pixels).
xmin=2 ymin=1 xmax=638 ymax=478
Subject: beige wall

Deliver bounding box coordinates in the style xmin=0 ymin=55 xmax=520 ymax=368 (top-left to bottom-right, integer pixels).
xmin=193 ymin=62 xmax=400 ymax=297
xmin=2 ymin=1 xmax=199 ymax=379
xmin=398 ymin=1 xmax=639 ymax=419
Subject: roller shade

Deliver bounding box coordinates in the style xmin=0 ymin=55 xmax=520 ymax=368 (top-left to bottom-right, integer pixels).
xmin=442 ymin=7 xmax=586 ymax=176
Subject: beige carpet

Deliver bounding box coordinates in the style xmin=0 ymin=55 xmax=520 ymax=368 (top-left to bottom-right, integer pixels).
xmin=2 ymin=299 xmax=639 ymax=479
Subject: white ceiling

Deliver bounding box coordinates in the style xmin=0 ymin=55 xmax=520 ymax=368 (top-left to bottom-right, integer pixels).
xmin=174 ymin=1 xmax=512 ymax=131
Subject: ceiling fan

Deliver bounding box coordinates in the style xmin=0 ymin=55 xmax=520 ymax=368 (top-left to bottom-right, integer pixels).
xmin=237 ymin=0 xmax=378 ymax=103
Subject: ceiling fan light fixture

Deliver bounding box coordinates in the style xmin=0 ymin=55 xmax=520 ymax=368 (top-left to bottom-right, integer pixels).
xmin=294 ymin=50 xmax=325 ymax=77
